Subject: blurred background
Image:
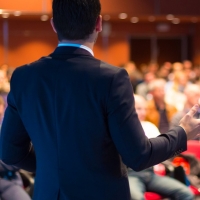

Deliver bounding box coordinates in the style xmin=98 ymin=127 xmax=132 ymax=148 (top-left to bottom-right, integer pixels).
xmin=1 ymin=0 xmax=200 ymax=68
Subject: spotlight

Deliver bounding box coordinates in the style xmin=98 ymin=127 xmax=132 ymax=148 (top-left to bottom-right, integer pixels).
xmin=191 ymin=17 xmax=198 ymax=23
xmin=40 ymin=14 xmax=49 ymax=21
xmin=172 ymin=18 xmax=180 ymax=24
xmin=119 ymin=13 xmax=127 ymax=19
xmin=130 ymin=17 xmax=139 ymax=23
xmin=166 ymin=14 xmax=174 ymax=21
xmin=148 ymin=16 xmax=156 ymax=22
xmin=13 ymin=11 xmax=21 ymax=16
xmin=103 ymin=15 xmax=111 ymax=21
xmin=2 ymin=13 xmax=9 ymax=18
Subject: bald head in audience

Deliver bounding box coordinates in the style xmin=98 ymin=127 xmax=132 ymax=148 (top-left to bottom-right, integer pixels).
xmin=184 ymin=84 xmax=200 ymax=110
xmin=134 ymin=94 xmax=147 ymax=121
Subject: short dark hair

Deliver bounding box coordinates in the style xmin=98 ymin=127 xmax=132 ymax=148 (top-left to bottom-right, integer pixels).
xmin=52 ymin=0 xmax=101 ymax=41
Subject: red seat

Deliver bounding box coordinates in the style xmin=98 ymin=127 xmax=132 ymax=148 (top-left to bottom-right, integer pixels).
xmin=145 ymin=141 xmax=200 ymax=200
xmin=182 ymin=140 xmax=200 ymax=159
xmin=145 ymin=192 xmax=162 ymax=200
xmin=181 ymin=140 xmax=200 ymax=196
xmin=189 ymin=185 xmax=200 ymax=195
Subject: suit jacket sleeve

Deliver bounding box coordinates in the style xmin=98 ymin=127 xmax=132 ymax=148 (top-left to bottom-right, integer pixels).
xmin=0 ymin=70 xmax=36 ymax=172
xmin=107 ymin=68 xmax=187 ymax=171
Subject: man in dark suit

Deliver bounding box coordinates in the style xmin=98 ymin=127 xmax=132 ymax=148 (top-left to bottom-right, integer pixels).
xmin=0 ymin=0 xmax=200 ymax=200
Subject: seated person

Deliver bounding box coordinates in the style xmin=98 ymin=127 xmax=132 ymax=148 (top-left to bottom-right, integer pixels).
xmin=122 ymin=61 xmax=143 ymax=92
xmin=165 ymin=70 xmax=189 ymax=111
xmin=0 ymin=95 xmax=31 ymax=200
xmin=128 ymin=94 xmax=194 ymax=200
xmin=0 ymin=161 xmax=31 ymax=200
xmin=170 ymin=84 xmax=200 ymax=132
xmin=135 ymin=71 xmax=156 ymax=100
xmin=145 ymin=78 xmax=177 ymax=134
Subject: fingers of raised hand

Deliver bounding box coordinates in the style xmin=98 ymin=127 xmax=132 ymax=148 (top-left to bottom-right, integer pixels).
xmin=187 ymin=104 xmax=199 ymax=118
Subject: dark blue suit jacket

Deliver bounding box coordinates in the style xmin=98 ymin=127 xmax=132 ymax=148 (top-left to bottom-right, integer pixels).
xmin=0 ymin=47 xmax=187 ymax=200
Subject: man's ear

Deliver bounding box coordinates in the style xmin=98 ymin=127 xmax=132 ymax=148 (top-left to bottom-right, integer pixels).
xmin=50 ymin=18 xmax=57 ymax=33
xmin=95 ymin=15 xmax=102 ymax=32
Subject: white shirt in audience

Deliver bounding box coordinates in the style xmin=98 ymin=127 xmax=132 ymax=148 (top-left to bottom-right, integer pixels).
xmin=141 ymin=121 xmax=160 ymax=139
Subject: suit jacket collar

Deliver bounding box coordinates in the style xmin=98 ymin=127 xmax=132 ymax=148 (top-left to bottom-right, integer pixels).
xmin=51 ymin=46 xmax=93 ymax=57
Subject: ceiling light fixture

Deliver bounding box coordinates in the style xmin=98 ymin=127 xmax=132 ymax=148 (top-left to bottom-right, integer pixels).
xmin=40 ymin=14 xmax=49 ymax=21
xmin=166 ymin=14 xmax=174 ymax=20
xmin=13 ymin=11 xmax=21 ymax=16
xmin=148 ymin=16 xmax=155 ymax=22
xmin=191 ymin=17 xmax=198 ymax=23
xmin=2 ymin=13 xmax=10 ymax=18
xmin=103 ymin=15 xmax=111 ymax=21
xmin=172 ymin=18 xmax=180 ymax=24
xmin=130 ymin=17 xmax=139 ymax=23
xmin=119 ymin=13 xmax=128 ymax=19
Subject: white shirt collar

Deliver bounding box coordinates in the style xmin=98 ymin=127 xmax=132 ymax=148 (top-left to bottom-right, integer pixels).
xmin=58 ymin=43 xmax=94 ymax=56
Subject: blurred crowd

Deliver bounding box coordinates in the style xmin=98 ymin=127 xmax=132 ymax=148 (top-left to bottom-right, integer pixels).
xmin=0 ymin=64 xmax=34 ymax=200
xmin=122 ymin=60 xmax=200 ymax=134
xmin=0 ymin=64 xmax=14 ymax=114
xmin=123 ymin=60 xmax=200 ymax=199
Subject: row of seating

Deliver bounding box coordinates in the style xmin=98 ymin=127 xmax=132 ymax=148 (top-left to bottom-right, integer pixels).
xmin=145 ymin=140 xmax=200 ymax=200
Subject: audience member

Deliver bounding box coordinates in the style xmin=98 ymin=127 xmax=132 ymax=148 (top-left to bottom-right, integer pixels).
xmin=165 ymin=71 xmax=190 ymax=111
xmin=123 ymin=61 xmax=143 ymax=92
xmin=157 ymin=62 xmax=172 ymax=81
xmin=136 ymin=71 xmax=156 ymax=100
xmin=0 ymin=96 xmax=31 ymax=200
xmin=166 ymin=70 xmax=190 ymax=93
xmin=168 ymin=62 xmax=183 ymax=81
xmin=0 ymin=64 xmax=9 ymax=76
xmin=0 ymin=70 xmax=10 ymax=94
xmin=170 ymin=84 xmax=200 ymax=133
xmin=7 ymin=67 xmax=15 ymax=83
xmin=147 ymin=61 xmax=159 ymax=75
xmin=139 ymin=63 xmax=148 ymax=74
xmin=0 ymin=161 xmax=32 ymax=200
xmin=193 ymin=64 xmax=200 ymax=84
xmin=128 ymin=94 xmax=194 ymax=200
xmin=145 ymin=79 xmax=177 ymax=133
xmin=183 ymin=60 xmax=196 ymax=83
xmin=0 ymin=96 xmax=5 ymax=124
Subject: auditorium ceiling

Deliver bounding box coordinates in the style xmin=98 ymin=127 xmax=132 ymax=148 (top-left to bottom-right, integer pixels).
xmin=0 ymin=0 xmax=200 ymax=24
